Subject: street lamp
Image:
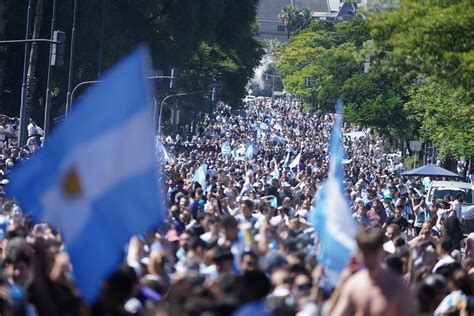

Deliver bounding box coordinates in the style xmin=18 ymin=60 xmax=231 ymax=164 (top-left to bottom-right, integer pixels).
xmin=157 ymin=90 xmax=206 ymax=136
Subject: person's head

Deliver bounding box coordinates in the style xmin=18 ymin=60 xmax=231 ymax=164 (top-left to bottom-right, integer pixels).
xmin=436 ymin=238 xmax=452 ymax=257
xmin=179 ymin=232 xmax=191 ymax=251
xmin=393 ymin=206 xmax=402 ymax=220
xmin=175 ymin=179 xmax=184 ymax=189
xmin=356 ymin=203 xmax=366 ymax=216
xmin=237 ymin=270 xmax=271 ymax=303
xmin=271 ymin=178 xmax=280 ymax=189
xmin=221 ymin=216 xmax=238 ymax=242
xmin=4 ymin=238 xmax=34 ymax=288
xmin=356 ymin=228 xmax=385 ymax=272
xmin=212 ymin=246 xmax=234 ymax=274
xmin=179 ymin=196 xmax=189 ymax=209
xmin=239 ymin=199 xmax=254 ymax=217
xmin=292 ymin=273 xmax=312 ymax=295
xmin=240 ymin=251 xmax=259 ymax=273
xmin=416 ymin=274 xmax=447 ymax=314
xmin=420 ymin=222 xmax=432 ymax=237
xmin=456 ymin=193 xmax=464 ymax=202
xmin=385 ymin=224 xmax=401 ymax=241
xmin=195 ymin=187 xmax=203 ymax=199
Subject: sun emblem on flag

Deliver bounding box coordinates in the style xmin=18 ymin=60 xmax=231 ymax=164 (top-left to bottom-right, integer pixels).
xmin=62 ymin=168 xmax=82 ymax=198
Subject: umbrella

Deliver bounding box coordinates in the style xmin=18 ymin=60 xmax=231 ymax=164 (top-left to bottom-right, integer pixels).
xmin=401 ymin=164 xmax=461 ymax=178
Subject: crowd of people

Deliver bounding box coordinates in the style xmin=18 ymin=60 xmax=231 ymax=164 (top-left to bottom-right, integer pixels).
xmin=0 ymin=97 xmax=472 ymax=315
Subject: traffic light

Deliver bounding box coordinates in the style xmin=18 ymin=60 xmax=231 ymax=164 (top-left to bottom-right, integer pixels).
xmin=170 ymin=68 xmax=179 ymax=89
xmin=304 ymin=77 xmax=312 ymax=88
xmin=51 ymin=30 xmax=66 ymax=66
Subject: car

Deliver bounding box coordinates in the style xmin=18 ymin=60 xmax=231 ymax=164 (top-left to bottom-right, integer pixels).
xmin=426 ymin=180 xmax=473 ymax=233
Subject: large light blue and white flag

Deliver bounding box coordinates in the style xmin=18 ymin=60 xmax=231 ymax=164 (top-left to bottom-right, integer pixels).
xmin=221 ymin=141 xmax=231 ymax=157
xmin=193 ymin=164 xmax=208 ymax=189
xmin=7 ymin=47 xmax=164 ymax=302
xmin=288 ymin=151 xmax=301 ymax=169
xmin=310 ymin=98 xmax=357 ymax=287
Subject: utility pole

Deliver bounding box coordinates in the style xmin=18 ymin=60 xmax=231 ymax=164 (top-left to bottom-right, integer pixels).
xmin=43 ymin=0 xmax=57 ymax=139
xmin=65 ymin=0 xmax=78 ymax=119
xmin=18 ymin=0 xmax=33 ymax=147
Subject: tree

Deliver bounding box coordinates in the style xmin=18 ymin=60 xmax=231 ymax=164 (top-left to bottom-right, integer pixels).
xmin=404 ymin=78 xmax=473 ymax=159
xmin=279 ymin=4 xmax=298 ymax=39
xmin=369 ymin=0 xmax=474 ymax=90
xmin=277 ymin=18 xmax=370 ymax=111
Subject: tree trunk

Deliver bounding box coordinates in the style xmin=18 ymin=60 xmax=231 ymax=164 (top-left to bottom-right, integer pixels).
xmin=0 ymin=0 xmax=12 ymax=111
xmin=25 ymin=0 xmax=44 ymax=117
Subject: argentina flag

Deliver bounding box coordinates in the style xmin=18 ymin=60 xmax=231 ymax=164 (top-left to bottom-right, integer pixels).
xmin=310 ymin=98 xmax=358 ymax=287
xmin=7 ymin=47 xmax=165 ymax=302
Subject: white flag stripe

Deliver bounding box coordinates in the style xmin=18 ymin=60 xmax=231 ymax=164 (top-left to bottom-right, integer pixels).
xmin=40 ymin=108 xmax=154 ymax=241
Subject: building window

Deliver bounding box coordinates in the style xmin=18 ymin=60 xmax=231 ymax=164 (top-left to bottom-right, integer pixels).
xmin=277 ymin=25 xmax=285 ymax=31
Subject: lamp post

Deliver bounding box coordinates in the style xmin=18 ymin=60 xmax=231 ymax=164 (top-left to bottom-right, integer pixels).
xmin=157 ymin=91 xmax=206 ymax=136
xmin=67 ymin=74 xmax=177 ymax=126
xmin=18 ymin=0 xmax=33 ymax=148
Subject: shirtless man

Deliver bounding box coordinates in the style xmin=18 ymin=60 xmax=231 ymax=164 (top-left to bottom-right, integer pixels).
xmin=331 ymin=228 xmax=416 ymax=316
xmin=409 ymin=221 xmax=438 ymax=249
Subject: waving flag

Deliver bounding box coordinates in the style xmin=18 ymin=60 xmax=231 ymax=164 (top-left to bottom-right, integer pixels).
xmin=7 ymin=47 xmax=164 ymax=302
xmin=245 ymin=141 xmax=258 ymax=159
xmin=193 ymin=164 xmax=208 ymax=189
xmin=221 ymin=141 xmax=231 ymax=157
xmin=310 ymin=98 xmax=357 ymax=287
xmin=270 ymin=134 xmax=286 ymax=144
xmin=288 ymin=151 xmax=301 ymax=169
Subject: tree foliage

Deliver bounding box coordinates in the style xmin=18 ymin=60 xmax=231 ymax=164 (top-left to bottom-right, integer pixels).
xmin=404 ymin=79 xmax=473 ymax=159
xmin=277 ymin=19 xmax=369 ymax=112
xmin=368 ymin=0 xmax=474 ymax=90
xmin=277 ymin=1 xmax=473 ymax=159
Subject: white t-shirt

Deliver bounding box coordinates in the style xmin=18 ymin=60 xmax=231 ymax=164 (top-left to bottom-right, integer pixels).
xmin=452 ymin=200 xmax=462 ymax=220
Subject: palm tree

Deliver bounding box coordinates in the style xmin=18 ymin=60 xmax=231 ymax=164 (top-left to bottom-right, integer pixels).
xmin=278 ymin=4 xmax=297 ymax=39
xmin=298 ymin=8 xmax=313 ymax=31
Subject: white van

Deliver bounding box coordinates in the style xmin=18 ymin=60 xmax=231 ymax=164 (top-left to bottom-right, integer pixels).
xmin=426 ymin=181 xmax=474 ymax=233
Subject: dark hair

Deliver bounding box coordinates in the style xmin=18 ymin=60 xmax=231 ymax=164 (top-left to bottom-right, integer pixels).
xmin=237 ymin=271 xmax=271 ymax=302
xmin=356 ymin=228 xmax=385 ymax=253
xmin=384 ymin=254 xmax=403 ymax=274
